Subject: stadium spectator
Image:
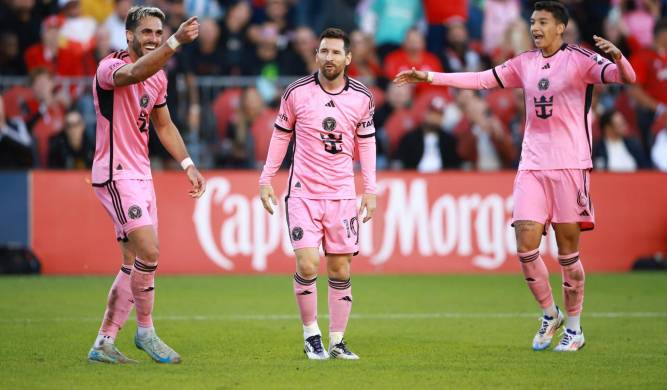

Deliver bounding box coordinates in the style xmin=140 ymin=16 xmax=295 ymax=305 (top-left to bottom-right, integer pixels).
xmin=248 ymin=0 xmax=293 ymax=54
xmin=615 ymin=0 xmax=661 ymax=50
xmin=47 ymin=109 xmax=93 ymax=169
xmin=279 ymin=26 xmax=318 ymax=76
xmin=394 ymin=96 xmax=461 ymax=172
xmin=629 ymin=18 xmax=667 ymax=151
xmin=0 ymin=0 xmax=43 ymax=54
xmin=422 ymin=0 xmax=468 ymax=55
xmin=218 ymin=0 xmax=253 ymax=76
xmin=183 ymin=18 xmax=226 ymax=75
xmin=347 ymin=30 xmax=383 ymax=82
xmin=360 ymin=0 xmax=424 ymax=60
xmin=0 ymin=31 xmax=26 ymax=75
xmin=80 ymin=0 xmax=114 ymax=23
xmin=24 ymin=14 xmax=87 ymax=76
xmin=218 ymin=87 xmax=259 ymax=168
xmin=184 ymin=0 xmax=223 ymax=21
xmin=383 ymin=28 xmax=444 ymax=96
xmin=482 ymin=0 xmax=520 ymax=55
xmin=0 ymin=94 xmax=35 ymax=168
xmin=440 ymin=20 xmax=482 ymax=73
xmin=104 ymin=0 xmax=132 ymax=51
xmin=59 ymin=0 xmax=97 ymax=49
xmin=457 ymin=93 xmax=518 ymax=171
xmin=593 ymin=109 xmax=651 ymax=171
xmin=82 ymin=25 xmax=113 ymax=75
xmin=23 ymin=68 xmax=66 ymax=167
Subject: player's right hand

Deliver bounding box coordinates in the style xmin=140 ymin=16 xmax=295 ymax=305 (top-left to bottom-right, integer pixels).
xmin=174 ymin=16 xmax=199 ymax=45
xmin=260 ymin=185 xmax=277 ymax=215
xmin=393 ymin=67 xmax=428 ymax=86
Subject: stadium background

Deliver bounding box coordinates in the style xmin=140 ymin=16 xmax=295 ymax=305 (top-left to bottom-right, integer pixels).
xmin=0 ymin=1 xmax=666 ymax=389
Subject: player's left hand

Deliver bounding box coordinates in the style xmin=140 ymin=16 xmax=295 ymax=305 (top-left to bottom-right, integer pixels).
xmin=186 ymin=166 xmax=206 ymax=198
xmin=593 ymin=35 xmax=622 ymax=61
xmin=359 ymin=193 xmax=376 ymax=223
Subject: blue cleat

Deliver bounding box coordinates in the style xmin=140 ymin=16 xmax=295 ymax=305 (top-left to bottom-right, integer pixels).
xmin=134 ymin=329 xmax=181 ymax=364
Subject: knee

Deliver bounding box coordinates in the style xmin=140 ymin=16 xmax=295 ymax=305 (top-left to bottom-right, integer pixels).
xmin=296 ymin=258 xmax=319 ymax=279
xmin=328 ymin=260 xmax=350 ymax=280
xmin=138 ymin=245 xmax=160 ymax=265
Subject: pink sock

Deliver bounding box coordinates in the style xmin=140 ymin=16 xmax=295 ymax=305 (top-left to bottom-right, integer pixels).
xmin=328 ymin=278 xmax=352 ymax=333
xmin=559 ymin=252 xmax=585 ymax=316
xmin=293 ymin=273 xmax=317 ymax=326
xmin=131 ymin=259 xmax=157 ymax=328
xmin=518 ymin=249 xmax=555 ymax=311
xmin=98 ymin=265 xmax=134 ymax=338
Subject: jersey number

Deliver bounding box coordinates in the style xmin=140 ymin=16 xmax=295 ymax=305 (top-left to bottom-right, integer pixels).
xmin=137 ymin=110 xmax=149 ymax=133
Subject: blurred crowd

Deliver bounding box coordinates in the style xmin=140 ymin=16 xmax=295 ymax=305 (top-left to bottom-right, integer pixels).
xmin=1 ymin=0 xmax=667 ymax=172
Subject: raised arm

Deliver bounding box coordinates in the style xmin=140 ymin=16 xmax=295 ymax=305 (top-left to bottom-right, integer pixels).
xmin=114 ymin=17 xmax=199 ymax=87
xmin=393 ymin=67 xmax=505 ymax=90
xmin=593 ymin=35 xmax=636 ymax=84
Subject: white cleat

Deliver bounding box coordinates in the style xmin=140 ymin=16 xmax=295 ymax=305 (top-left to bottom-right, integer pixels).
xmin=532 ymin=308 xmax=564 ymax=351
xmin=135 ymin=329 xmax=182 ymax=364
xmin=329 ymin=340 xmax=359 ymax=360
xmin=304 ymin=335 xmax=329 ymax=360
xmin=88 ymin=341 xmax=138 ymax=364
xmin=554 ymin=328 xmax=586 ymax=352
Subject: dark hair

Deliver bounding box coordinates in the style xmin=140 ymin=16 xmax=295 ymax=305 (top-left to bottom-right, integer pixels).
xmin=534 ymin=1 xmax=569 ymax=27
xmin=599 ymin=109 xmax=618 ymax=131
xmin=654 ymin=18 xmax=667 ymax=36
xmin=125 ymin=6 xmax=166 ymax=31
xmin=319 ymin=27 xmax=350 ymax=53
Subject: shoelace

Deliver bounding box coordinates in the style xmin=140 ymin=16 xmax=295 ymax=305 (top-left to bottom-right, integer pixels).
xmin=334 ymin=341 xmax=351 ymax=354
xmin=537 ymin=318 xmax=550 ymax=336
xmin=559 ymin=332 xmax=573 ymax=346
xmin=306 ymin=335 xmax=324 ymax=354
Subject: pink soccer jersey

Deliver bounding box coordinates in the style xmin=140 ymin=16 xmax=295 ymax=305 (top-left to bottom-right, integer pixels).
xmin=263 ymin=74 xmax=376 ymax=199
xmin=492 ymin=44 xmax=615 ymax=170
xmin=91 ymin=50 xmax=168 ymax=185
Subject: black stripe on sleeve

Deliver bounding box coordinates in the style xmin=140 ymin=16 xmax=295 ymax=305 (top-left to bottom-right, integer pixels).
xmin=275 ymin=124 xmax=293 ymax=132
xmin=357 ymin=132 xmax=375 ymax=138
xmin=154 ymin=101 xmax=167 ymax=108
xmin=600 ymin=63 xmax=611 ymax=84
xmin=492 ymin=68 xmax=504 ymax=88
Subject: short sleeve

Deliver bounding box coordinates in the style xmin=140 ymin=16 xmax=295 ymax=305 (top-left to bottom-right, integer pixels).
xmin=493 ymin=56 xmax=523 ymax=89
xmin=275 ymin=90 xmax=296 ymax=132
xmin=96 ymin=58 xmax=127 ymax=90
xmin=579 ymin=51 xmax=615 ymax=84
xmin=356 ymin=95 xmax=376 ymax=138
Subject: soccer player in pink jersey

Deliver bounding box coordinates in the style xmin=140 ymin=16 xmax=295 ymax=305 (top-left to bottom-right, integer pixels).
xmin=87 ymin=6 xmax=206 ymax=364
xmin=395 ymin=1 xmax=636 ymax=352
xmin=259 ymin=28 xmax=377 ymax=360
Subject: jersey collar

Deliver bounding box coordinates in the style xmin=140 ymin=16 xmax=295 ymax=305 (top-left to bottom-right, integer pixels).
xmin=314 ymin=71 xmax=350 ymax=95
xmin=542 ymin=43 xmax=568 ymax=59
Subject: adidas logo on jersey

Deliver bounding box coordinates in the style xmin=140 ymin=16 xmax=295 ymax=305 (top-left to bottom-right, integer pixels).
xmin=325 ymin=100 xmax=336 ymax=108
xmin=542 ymin=63 xmax=551 ymax=70
xmin=579 ymin=210 xmax=590 ymax=217
xmin=295 ymin=182 xmax=301 ymax=188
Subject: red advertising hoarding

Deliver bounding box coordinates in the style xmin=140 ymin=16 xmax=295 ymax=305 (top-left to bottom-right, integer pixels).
xmin=32 ymin=171 xmax=667 ymax=274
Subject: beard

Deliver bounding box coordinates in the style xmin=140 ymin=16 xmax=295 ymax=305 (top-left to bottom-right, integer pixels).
xmin=320 ymin=64 xmax=344 ymax=81
xmin=130 ymin=38 xmax=144 ymax=58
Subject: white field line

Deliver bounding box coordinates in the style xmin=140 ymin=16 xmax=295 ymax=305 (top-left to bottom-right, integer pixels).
xmin=1 ymin=311 xmax=666 ymax=324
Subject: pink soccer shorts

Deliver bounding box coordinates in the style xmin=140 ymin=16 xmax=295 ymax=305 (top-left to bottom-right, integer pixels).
xmin=93 ymin=179 xmax=158 ymax=241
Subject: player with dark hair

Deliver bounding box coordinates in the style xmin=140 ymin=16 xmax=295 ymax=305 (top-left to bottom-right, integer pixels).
xmin=87 ymin=6 xmax=205 ymax=363
xmin=259 ymin=27 xmax=377 ymax=360
xmin=395 ymin=1 xmax=636 ymax=352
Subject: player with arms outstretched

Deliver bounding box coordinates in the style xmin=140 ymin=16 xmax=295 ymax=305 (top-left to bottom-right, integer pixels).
xmin=259 ymin=28 xmax=377 ymax=360
xmin=87 ymin=6 xmax=206 ymax=364
xmin=395 ymin=1 xmax=635 ymax=352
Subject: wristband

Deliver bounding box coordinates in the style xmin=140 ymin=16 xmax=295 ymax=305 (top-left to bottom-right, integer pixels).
xmin=180 ymin=157 xmax=194 ymax=170
xmin=426 ymin=71 xmax=434 ymax=83
xmin=167 ymin=35 xmax=181 ymax=51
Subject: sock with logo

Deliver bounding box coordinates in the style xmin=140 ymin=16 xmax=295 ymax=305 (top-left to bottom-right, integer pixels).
xmin=96 ymin=265 xmax=134 ymax=345
xmin=293 ymin=273 xmax=318 ymax=330
xmin=518 ymin=249 xmax=556 ymax=317
xmin=131 ymin=258 xmax=157 ymax=329
xmin=328 ymin=278 xmax=352 ymax=337
xmin=559 ymin=252 xmax=585 ymax=323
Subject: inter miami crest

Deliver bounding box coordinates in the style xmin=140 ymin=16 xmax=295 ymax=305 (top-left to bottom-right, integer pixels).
xmin=322 ymin=117 xmax=337 ymax=131
xmin=140 ymin=94 xmax=150 ymax=108
xmin=128 ymin=205 xmax=142 ymax=220
xmin=291 ymin=227 xmax=304 ymax=241
xmin=538 ymin=78 xmax=550 ymax=91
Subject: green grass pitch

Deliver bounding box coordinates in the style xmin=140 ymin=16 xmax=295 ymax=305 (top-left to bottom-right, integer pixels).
xmin=1 ymin=274 xmax=666 ymax=389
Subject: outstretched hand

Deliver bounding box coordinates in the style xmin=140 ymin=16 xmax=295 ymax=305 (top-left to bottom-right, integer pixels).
xmin=393 ymin=67 xmax=429 ymax=86
xmin=593 ymin=35 xmax=622 ymax=61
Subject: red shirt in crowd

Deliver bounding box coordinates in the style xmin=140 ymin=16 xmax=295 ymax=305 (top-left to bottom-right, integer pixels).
xmin=630 ymin=48 xmax=667 ymax=104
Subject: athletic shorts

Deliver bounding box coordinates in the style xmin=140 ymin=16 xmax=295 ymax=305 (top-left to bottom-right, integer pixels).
xmin=285 ymin=197 xmax=359 ymax=255
xmin=93 ymin=179 xmax=158 ymax=241
xmin=512 ymin=169 xmax=594 ymax=232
